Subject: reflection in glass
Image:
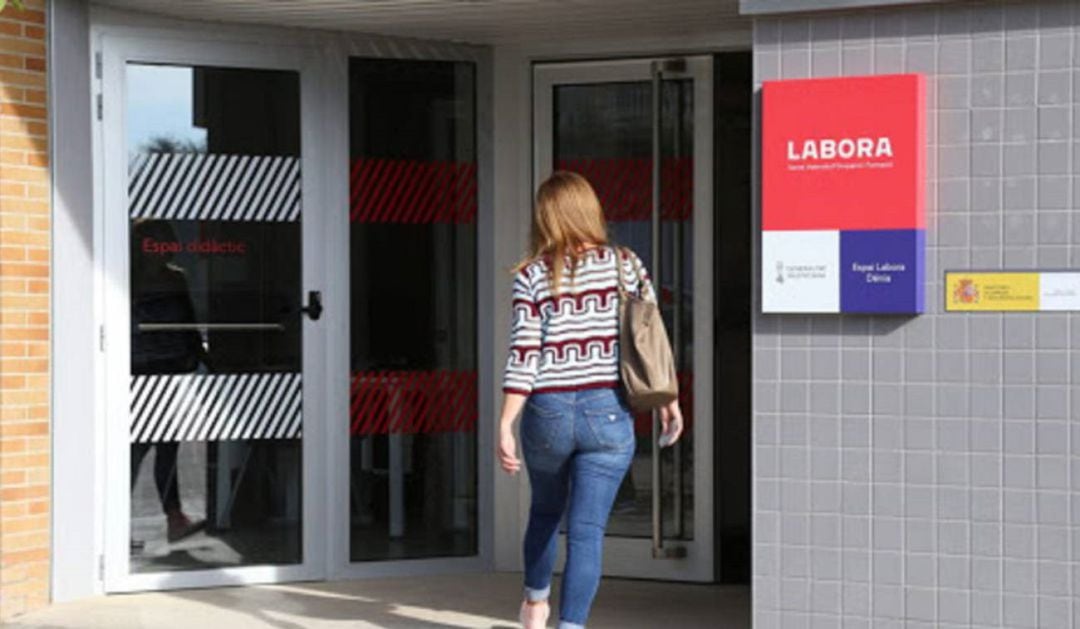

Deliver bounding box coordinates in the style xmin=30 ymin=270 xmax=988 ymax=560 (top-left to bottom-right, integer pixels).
xmin=348 ymin=58 xmax=478 ymax=561
xmin=127 ymin=63 xmax=303 ymax=572
xmin=553 ymin=80 xmax=695 ymax=541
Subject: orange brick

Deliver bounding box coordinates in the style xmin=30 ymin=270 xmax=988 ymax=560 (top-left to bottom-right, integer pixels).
xmin=0 ymin=133 xmax=41 ymax=153
xmin=0 ymin=164 xmax=46 ymax=183
xmin=24 ymin=466 xmax=47 ymax=485
xmin=0 ymin=85 xmax=24 ymax=104
xmin=1 ymin=7 xmax=50 ymax=616
xmin=0 ymin=374 xmax=25 ymax=388
xmin=0 ymin=483 xmax=48 ymax=502
xmin=0 ymin=217 xmax=26 ymax=232
xmin=0 ymin=327 xmax=46 ymax=341
xmin=0 ymin=501 xmax=28 ymax=520
xmin=0 ymin=262 xmax=47 ymax=278
xmin=0 ymin=470 xmax=25 ymax=486
xmin=0 ymin=34 xmax=45 ymax=54
xmin=0 ymin=69 xmax=44 ymax=89
xmin=0 ymin=181 xmax=24 ymax=197
xmin=0 ymin=149 xmax=25 ymax=164
xmin=0 ymin=358 xmax=46 ymax=373
xmin=1 ymin=531 xmax=49 ymax=554
xmin=0 ymin=390 xmax=48 ymax=405
xmin=26 ymin=502 xmax=48 ymax=518
xmin=0 ymin=245 xmax=24 ymax=260
xmin=0 ymin=405 xmax=27 ymax=421
xmin=0 ymin=440 xmax=26 ymax=456
xmin=0 ymin=296 xmax=47 ymax=311
xmin=2 ymin=516 xmax=47 ymax=535
xmin=2 ymin=230 xmax=47 ymax=246
xmin=0 ymin=278 xmax=24 ymax=291
xmin=23 ymin=187 xmax=47 ymax=203
xmin=23 ymin=427 xmax=48 ymax=443
xmin=1 ymin=548 xmax=49 ymax=566
xmin=0 ymin=310 xmax=26 ymax=325
xmin=23 ymin=150 xmax=45 ymax=168
xmin=0 ymin=565 xmax=27 ymax=587
xmin=24 ymin=406 xmax=47 ymax=422
xmin=22 ymin=374 xmax=46 ymax=389
xmin=8 ymin=9 xmax=46 ymax=25
xmin=0 ymin=422 xmax=47 ymax=437
xmin=1 ymin=201 xmax=49 ymax=218
xmin=22 ymin=88 xmax=43 ymax=105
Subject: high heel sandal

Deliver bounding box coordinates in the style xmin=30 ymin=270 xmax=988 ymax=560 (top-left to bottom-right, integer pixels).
xmin=519 ymin=599 xmax=550 ymax=629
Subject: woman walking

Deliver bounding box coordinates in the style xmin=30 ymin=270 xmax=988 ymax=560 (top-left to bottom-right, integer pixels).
xmin=498 ymin=171 xmax=684 ymax=629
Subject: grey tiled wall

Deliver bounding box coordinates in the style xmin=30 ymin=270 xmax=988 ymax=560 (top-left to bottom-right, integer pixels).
xmin=752 ymin=1 xmax=1079 ymax=627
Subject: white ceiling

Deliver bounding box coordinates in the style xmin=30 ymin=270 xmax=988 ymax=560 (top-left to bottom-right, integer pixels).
xmin=94 ymin=0 xmax=748 ymax=46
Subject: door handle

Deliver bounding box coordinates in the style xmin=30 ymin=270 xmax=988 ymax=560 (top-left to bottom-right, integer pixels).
xmin=300 ymin=290 xmax=323 ymax=321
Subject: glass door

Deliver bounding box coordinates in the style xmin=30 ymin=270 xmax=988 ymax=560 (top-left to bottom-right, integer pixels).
xmin=338 ymin=57 xmax=480 ymax=569
xmin=533 ymin=57 xmax=714 ymax=581
xmin=101 ymin=37 xmax=326 ymax=591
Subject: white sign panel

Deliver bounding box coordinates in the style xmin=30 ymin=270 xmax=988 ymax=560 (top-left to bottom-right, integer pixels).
xmin=761 ymin=230 xmax=840 ymax=313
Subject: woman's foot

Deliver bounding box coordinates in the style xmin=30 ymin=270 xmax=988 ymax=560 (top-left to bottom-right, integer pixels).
xmin=519 ymin=598 xmax=550 ymax=629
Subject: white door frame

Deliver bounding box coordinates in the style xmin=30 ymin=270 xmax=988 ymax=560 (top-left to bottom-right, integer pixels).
xmin=96 ymin=21 xmax=493 ymax=591
xmin=99 ymin=34 xmax=329 ymax=591
xmin=533 ymin=56 xmax=715 ymax=582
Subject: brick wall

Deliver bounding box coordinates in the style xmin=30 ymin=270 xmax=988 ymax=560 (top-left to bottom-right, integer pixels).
xmin=753 ymin=1 xmax=1080 ymax=627
xmin=0 ymin=0 xmax=50 ymax=620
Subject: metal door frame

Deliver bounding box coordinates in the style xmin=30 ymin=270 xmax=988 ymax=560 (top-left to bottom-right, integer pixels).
xmin=98 ymin=34 xmax=329 ymax=592
xmin=95 ymin=19 xmax=494 ymax=592
xmin=532 ymin=56 xmax=715 ymax=582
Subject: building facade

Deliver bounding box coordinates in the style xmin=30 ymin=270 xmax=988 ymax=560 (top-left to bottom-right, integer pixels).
xmin=0 ymin=1 xmax=1077 ymax=627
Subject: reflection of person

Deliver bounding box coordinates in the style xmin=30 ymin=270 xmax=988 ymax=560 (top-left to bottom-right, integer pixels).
xmin=497 ymin=172 xmax=684 ymax=629
xmin=130 ymin=219 xmax=206 ymax=544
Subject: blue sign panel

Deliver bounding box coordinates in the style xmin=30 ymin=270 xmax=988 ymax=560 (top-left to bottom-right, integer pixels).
xmin=840 ymin=229 xmax=925 ymax=313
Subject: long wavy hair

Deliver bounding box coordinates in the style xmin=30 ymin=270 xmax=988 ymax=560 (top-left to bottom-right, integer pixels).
xmin=514 ymin=171 xmax=609 ymax=295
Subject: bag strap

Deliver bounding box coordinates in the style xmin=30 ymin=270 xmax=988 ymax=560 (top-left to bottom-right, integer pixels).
xmin=614 ymin=246 xmax=647 ymax=299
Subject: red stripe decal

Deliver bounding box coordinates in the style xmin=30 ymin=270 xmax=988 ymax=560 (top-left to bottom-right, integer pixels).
xmin=350 ymin=369 xmax=479 ymax=436
xmin=350 ymin=158 xmax=478 ymax=225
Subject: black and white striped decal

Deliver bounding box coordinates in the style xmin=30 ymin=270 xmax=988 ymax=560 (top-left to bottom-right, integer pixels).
xmin=128 ymin=153 xmax=301 ymax=222
xmin=129 ymin=373 xmax=302 ymax=443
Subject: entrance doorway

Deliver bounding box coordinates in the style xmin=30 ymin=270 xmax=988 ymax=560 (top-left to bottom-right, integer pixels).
xmin=99 ymin=34 xmax=484 ymax=591
xmin=534 ymin=56 xmax=715 ymax=582
xmin=532 ymin=53 xmax=752 ymax=584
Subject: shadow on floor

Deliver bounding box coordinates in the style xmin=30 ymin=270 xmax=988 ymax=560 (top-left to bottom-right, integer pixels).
xmin=8 ymin=573 xmax=750 ymax=629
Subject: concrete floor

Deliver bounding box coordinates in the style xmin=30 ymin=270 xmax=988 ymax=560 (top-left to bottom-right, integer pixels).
xmin=8 ymin=573 xmax=749 ymax=629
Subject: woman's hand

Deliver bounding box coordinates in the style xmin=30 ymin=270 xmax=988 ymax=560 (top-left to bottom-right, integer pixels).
xmin=659 ymin=400 xmax=684 ymax=447
xmin=498 ymin=424 xmax=521 ymax=474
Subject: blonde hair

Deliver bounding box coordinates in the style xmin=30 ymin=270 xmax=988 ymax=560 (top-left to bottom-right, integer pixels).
xmin=514 ymin=171 xmax=610 ymax=294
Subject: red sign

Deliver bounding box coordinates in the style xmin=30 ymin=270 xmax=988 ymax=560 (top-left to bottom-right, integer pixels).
xmin=762 ymin=74 xmax=926 ymax=231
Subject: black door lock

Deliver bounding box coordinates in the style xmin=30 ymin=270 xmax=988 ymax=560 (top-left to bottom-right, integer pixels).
xmin=300 ymin=290 xmax=323 ymax=321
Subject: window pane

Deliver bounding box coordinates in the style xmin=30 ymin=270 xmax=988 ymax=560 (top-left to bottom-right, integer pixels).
xmin=553 ymin=79 xmax=695 ymax=541
xmin=127 ymin=64 xmax=303 ymax=572
xmin=348 ymin=58 xmax=478 ymax=561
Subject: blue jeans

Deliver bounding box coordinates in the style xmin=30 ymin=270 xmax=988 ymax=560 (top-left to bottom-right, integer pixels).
xmin=520 ymin=388 xmax=635 ymax=629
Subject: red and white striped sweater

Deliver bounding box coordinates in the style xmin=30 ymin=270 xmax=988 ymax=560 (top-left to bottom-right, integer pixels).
xmin=503 ymin=246 xmax=655 ymax=395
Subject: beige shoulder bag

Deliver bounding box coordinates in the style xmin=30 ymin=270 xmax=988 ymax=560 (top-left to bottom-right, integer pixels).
xmin=613 ymin=247 xmax=679 ymax=411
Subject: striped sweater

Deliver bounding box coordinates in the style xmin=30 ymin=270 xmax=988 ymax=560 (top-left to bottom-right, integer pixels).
xmin=503 ymin=246 xmax=655 ymax=395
